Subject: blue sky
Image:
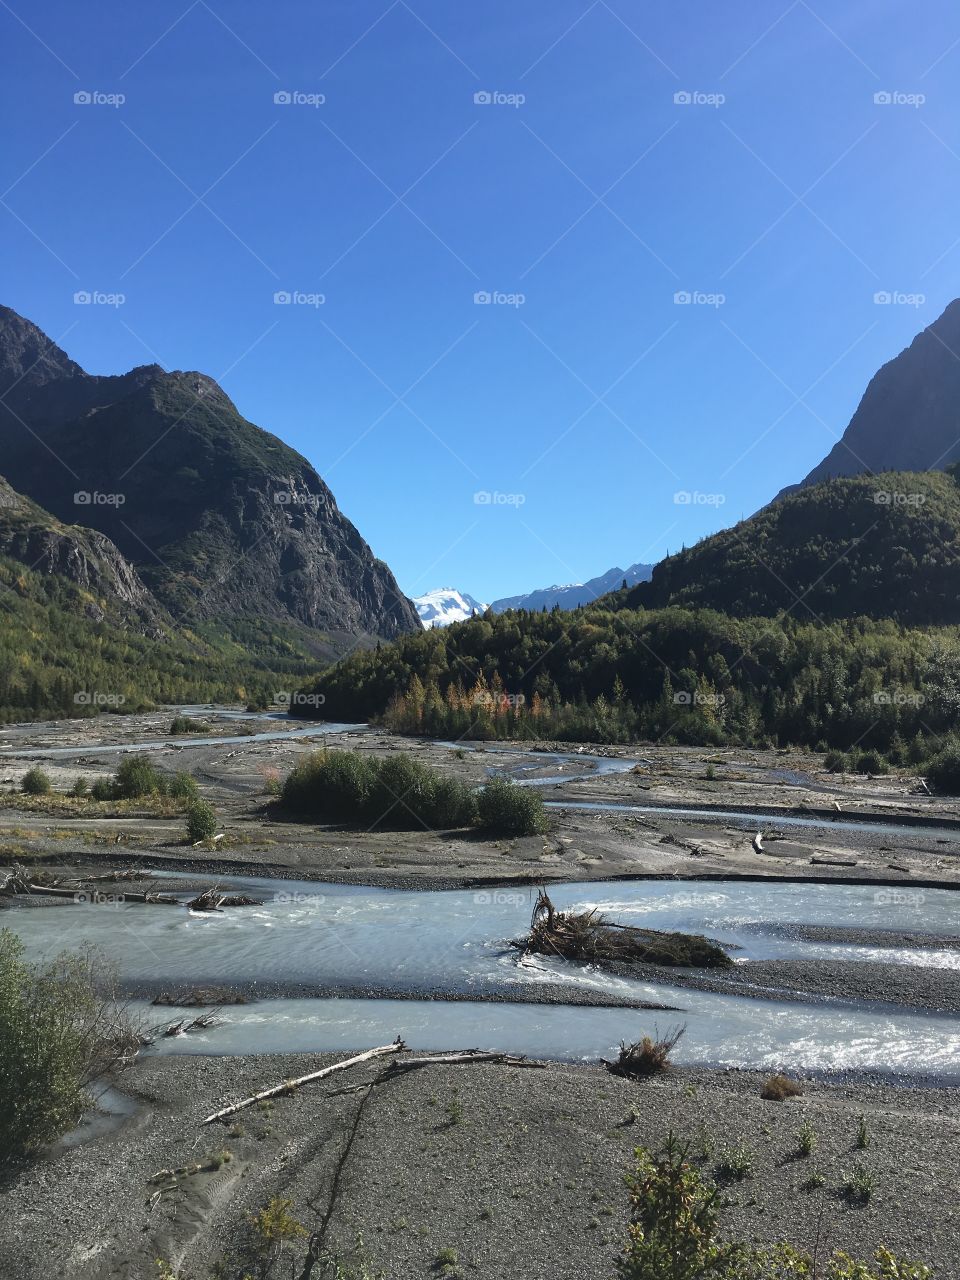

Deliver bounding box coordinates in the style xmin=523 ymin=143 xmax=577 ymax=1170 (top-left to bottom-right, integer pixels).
xmin=3 ymin=1 xmax=960 ymax=603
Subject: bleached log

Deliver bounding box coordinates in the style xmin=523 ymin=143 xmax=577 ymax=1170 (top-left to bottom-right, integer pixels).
xmin=201 ymin=1040 xmax=406 ymax=1124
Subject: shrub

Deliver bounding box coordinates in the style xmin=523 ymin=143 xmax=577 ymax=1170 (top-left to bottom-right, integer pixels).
xmin=185 ymin=798 xmax=218 ymax=843
xmin=90 ymin=779 xmax=113 ymax=801
xmin=113 ymin=755 xmax=167 ymax=799
xmin=617 ymin=1134 xmax=742 ymax=1279
xmin=170 ymin=716 xmax=210 ymax=735
xmin=279 ymin=750 xmax=477 ymax=831
xmin=853 ymin=749 xmax=888 ymax=775
xmin=21 ymin=767 xmax=51 ymax=795
xmin=617 ymin=1137 xmax=927 ymax=1280
xmin=475 ymin=777 xmax=547 ymax=835
xmin=281 ymin=750 xmax=375 ymax=821
xmin=715 ymin=1142 xmax=754 ymax=1182
xmin=925 ymin=743 xmax=960 ymax=794
xmin=0 ymin=931 xmax=136 ymax=1158
xmin=607 ymin=1028 xmax=685 ymax=1079
xmin=760 ymin=1073 xmax=803 ymax=1101
xmin=796 ymin=1119 xmax=817 ymax=1158
xmin=824 ymin=749 xmax=847 ymax=773
xmin=70 ymin=777 xmax=89 ymax=798
xmin=168 ymin=772 xmax=199 ymax=802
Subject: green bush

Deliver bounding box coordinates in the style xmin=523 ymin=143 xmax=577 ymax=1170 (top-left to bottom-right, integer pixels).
xmin=90 ymin=779 xmax=113 ymax=801
xmin=168 ymin=771 xmax=199 ymax=802
xmin=185 ymin=798 xmax=218 ymax=842
xmin=70 ymin=777 xmax=89 ymax=797
xmin=853 ymin=749 xmax=889 ymax=775
xmin=113 ymin=755 xmax=167 ymax=799
xmin=617 ymin=1136 xmax=930 ymax=1280
xmin=21 ymin=766 xmax=51 ymax=795
xmin=170 ymin=716 xmax=210 ymax=734
xmin=475 ymin=778 xmax=548 ymax=836
xmin=281 ymin=750 xmax=375 ymax=821
xmin=823 ymin=750 xmax=847 ymax=773
xmin=0 ymin=931 xmax=133 ymax=1159
xmin=280 ymin=750 xmax=543 ymax=835
xmin=925 ymin=742 xmax=960 ymax=794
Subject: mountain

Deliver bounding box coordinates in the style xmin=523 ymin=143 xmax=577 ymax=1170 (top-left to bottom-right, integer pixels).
xmin=414 ymin=588 xmax=488 ymax=627
xmin=784 ymin=299 xmax=960 ymax=494
xmin=0 ymin=306 xmax=420 ymax=657
xmin=489 ymin=563 xmax=653 ymax=613
xmin=0 ymin=474 xmax=163 ymax=631
xmin=0 ymin=473 xmax=288 ymax=720
xmin=625 ymin=470 xmax=960 ymax=625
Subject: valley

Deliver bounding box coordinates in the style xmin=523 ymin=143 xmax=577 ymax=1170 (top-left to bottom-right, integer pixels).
xmin=1 ymin=707 xmax=958 ymax=1278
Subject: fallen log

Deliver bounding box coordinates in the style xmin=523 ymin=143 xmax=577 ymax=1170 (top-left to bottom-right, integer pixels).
xmin=385 ymin=1050 xmax=545 ymax=1073
xmin=752 ymin=831 xmax=764 ymax=854
xmin=201 ymin=1040 xmax=406 ymax=1125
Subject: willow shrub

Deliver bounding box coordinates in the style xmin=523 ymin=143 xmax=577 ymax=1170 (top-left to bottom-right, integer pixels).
xmin=0 ymin=931 xmax=124 ymax=1159
xmin=279 ymin=750 xmax=541 ymax=835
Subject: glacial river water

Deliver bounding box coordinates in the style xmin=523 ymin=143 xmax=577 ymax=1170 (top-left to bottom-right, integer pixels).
xmin=5 ymin=876 xmax=959 ymax=1075
xmin=4 ymin=711 xmax=959 ymax=1072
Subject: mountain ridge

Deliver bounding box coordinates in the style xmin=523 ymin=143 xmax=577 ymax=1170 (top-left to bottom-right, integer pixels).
xmin=0 ymin=305 xmax=420 ymax=651
xmin=779 ymin=298 xmax=960 ymax=498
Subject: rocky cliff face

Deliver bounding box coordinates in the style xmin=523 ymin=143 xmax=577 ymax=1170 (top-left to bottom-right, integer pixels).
xmin=786 ymin=299 xmax=960 ymax=493
xmin=0 ymin=476 xmax=164 ymax=629
xmin=0 ymin=306 xmax=419 ymax=646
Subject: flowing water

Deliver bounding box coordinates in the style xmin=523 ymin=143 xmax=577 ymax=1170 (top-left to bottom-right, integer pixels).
xmin=3 ymin=712 xmax=959 ymax=1072
xmin=5 ymin=877 xmax=959 ymax=1074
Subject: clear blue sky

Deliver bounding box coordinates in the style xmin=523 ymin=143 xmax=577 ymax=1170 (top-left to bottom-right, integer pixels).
xmin=3 ymin=1 xmax=960 ymax=602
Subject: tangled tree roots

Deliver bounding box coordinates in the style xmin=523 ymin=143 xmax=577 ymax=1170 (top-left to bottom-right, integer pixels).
xmin=604 ymin=1027 xmax=686 ymax=1078
xmin=519 ymin=890 xmax=733 ymax=969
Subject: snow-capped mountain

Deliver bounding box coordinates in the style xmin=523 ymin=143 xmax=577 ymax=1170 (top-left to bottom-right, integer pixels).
xmin=414 ymin=588 xmax=489 ymax=628
xmin=489 ymin=562 xmax=654 ymax=613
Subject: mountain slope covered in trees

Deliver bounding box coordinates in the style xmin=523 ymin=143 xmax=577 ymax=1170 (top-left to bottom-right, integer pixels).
xmin=627 ymin=471 xmax=960 ymax=624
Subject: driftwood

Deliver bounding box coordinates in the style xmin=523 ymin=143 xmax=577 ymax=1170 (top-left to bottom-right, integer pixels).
xmin=752 ymin=831 xmax=764 ymax=854
xmin=520 ymin=888 xmax=733 ymax=969
xmin=384 ymin=1050 xmax=545 ymax=1073
xmin=9 ymin=882 xmax=180 ymax=905
xmin=186 ymin=887 xmax=262 ymax=911
xmin=201 ymin=1040 xmax=407 ymax=1124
